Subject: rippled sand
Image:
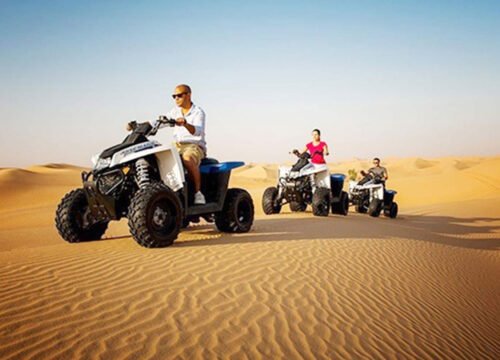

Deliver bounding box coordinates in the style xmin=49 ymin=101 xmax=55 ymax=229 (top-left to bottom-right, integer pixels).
xmin=1 ymin=158 xmax=499 ymax=359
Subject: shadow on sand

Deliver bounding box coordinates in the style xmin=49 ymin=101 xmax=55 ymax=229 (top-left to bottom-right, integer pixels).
xmin=168 ymin=213 xmax=500 ymax=251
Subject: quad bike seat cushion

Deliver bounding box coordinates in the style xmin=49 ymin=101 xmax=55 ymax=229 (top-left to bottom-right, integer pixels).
xmin=200 ymin=161 xmax=245 ymax=174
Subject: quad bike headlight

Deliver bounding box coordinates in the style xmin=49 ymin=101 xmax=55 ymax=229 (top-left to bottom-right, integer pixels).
xmin=94 ymin=157 xmax=111 ymax=171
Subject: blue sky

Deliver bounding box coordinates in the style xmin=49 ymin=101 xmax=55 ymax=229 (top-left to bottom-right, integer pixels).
xmin=1 ymin=0 xmax=499 ymax=166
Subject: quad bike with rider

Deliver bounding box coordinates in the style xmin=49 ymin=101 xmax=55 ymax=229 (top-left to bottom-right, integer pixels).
xmin=55 ymin=117 xmax=254 ymax=248
xmin=348 ymin=170 xmax=398 ymax=218
xmin=262 ymin=150 xmax=348 ymax=216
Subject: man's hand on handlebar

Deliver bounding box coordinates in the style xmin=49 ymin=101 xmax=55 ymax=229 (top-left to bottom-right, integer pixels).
xmin=175 ymin=117 xmax=187 ymax=126
xmin=157 ymin=116 xmax=176 ymax=126
xmin=361 ymin=170 xmax=375 ymax=178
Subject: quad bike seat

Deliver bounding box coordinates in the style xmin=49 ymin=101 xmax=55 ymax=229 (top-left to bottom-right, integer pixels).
xmin=199 ymin=158 xmax=244 ymax=174
xmin=182 ymin=157 xmax=243 ymax=174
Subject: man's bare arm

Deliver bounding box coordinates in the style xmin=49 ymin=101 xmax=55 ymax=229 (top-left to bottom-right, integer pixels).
xmin=176 ymin=118 xmax=196 ymax=135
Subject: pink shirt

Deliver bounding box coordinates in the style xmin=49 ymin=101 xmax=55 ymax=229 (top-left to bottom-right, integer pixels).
xmin=306 ymin=141 xmax=327 ymax=164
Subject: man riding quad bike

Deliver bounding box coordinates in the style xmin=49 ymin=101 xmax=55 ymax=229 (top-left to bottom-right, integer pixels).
xmin=261 ymin=150 xmax=349 ymax=217
xmin=348 ymin=169 xmax=398 ymax=218
xmin=55 ymin=117 xmax=254 ymax=248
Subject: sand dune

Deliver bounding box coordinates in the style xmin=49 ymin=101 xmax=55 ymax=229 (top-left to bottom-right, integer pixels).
xmin=233 ymin=164 xmax=270 ymax=180
xmin=0 ymin=157 xmax=499 ymax=359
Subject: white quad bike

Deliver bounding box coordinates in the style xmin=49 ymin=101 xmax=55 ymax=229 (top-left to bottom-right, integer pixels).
xmin=348 ymin=170 xmax=398 ymax=218
xmin=262 ymin=151 xmax=349 ymax=217
xmin=55 ymin=117 xmax=254 ymax=248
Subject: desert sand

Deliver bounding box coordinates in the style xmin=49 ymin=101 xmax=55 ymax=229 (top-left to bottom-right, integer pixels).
xmin=0 ymin=157 xmax=499 ymax=359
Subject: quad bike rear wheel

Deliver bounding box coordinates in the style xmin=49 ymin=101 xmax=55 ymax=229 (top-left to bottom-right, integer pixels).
xmin=216 ymin=188 xmax=254 ymax=233
xmin=332 ymin=191 xmax=349 ymax=216
xmin=384 ymin=202 xmax=398 ymax=219
xmin=128 ymin=183 xmax=182 ymax=248
xmin=368 ymin=198 xmax=382 ymax=217
xmin=312 ymin=187 xmax=331 ymax=217
xmin=289 ymin=201 xmax=307 ymax=212
xmin=262 ymin=187 xmax=282 ymax=214
xmin=55 ymin=189 xmax=109 ymax=243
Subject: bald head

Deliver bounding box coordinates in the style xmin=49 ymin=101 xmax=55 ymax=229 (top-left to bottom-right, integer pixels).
xmin=175 ymin=84 xmax=191 ymax=94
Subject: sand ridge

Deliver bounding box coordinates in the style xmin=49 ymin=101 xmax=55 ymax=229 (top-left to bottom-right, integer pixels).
xmin=0 ymin=157 xmax=499 ymax=359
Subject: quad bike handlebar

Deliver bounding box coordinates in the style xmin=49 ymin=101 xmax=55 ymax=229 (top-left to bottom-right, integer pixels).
xmin=291 ymin=149 xmax=323 ymax=159
xmin=157 ymin=115 xmax=177 ymax=126
xmin=297 ymin=152 xmax=311 ymax=160
xmin=360 ymin=170 xmax=384 ymax=184
xmin=127 ymin=116 xmax=176 ymax=136
xmin=149 ymin=116 xmax=176 ymax=135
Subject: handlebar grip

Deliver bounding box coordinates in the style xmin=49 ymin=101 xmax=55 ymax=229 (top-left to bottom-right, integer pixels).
xmin=127 ymin=121 xmax=138 ymax=131
xmin=158 ymin=115 xmax=176 ymax=126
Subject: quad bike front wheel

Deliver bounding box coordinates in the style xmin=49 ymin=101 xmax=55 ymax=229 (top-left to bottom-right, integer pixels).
xmin=262 ymin=187 xmax=281 ymax=215
xmin=355 ymin=198 xmax=368 ymax=213
xmin=216 ymin=188 xmax=254 ymax=233
xmin=331 ymin=191 xmax=349 ymax=216
xmin=384 ymin=202 xmax=398 ymax=219
xmin=55 ymin=189 xmax=109 ymax=243
xmin=128 ymin=183 xmax=182 ymax=248
xmin=368 ymin=199 xmax=382 ymax=217
xmin=312 ymin=187 xmax=331 ymax=217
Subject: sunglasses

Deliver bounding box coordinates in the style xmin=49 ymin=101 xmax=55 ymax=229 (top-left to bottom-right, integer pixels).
xmin=172 ymin=92 xmax=187 ymax=99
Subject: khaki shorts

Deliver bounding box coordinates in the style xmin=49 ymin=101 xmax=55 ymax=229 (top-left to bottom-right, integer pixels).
xmin=176 ymin=143 xmax=205 ymax=166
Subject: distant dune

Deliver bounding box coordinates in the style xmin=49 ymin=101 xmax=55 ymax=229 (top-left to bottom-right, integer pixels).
xmin=0 ymin=157 xmax=499 ymax=358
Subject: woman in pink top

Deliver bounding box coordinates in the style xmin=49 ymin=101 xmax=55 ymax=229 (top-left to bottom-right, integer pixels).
xmin=301 ymin=129 xmax=330 ymax=164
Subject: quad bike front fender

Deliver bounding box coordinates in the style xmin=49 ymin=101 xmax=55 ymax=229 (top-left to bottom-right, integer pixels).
xmin=314 ymin=169 xmax=331 ymax=189
xmin=369 ymin=185 xmax=385 ymax=202
xmin=115 ymin=144 xmax=185 ymax=192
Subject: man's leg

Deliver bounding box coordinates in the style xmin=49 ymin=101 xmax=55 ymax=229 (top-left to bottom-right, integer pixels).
xmin=182 ymin=155 xmax=201 ymax=192
xmin=178 ymin=144 xmax=205 ymax=204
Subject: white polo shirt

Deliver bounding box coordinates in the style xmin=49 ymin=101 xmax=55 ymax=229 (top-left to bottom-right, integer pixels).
xmin=160 ymin=103 xmax=207 ymax=153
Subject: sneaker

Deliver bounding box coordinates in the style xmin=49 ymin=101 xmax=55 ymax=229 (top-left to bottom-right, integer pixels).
xmin=194 ymin=191 xmax=206 ymax=205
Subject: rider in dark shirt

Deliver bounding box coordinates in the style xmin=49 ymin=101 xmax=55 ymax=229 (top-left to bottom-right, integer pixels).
xmin=361 ymin=157 xmax=388 ymax=184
